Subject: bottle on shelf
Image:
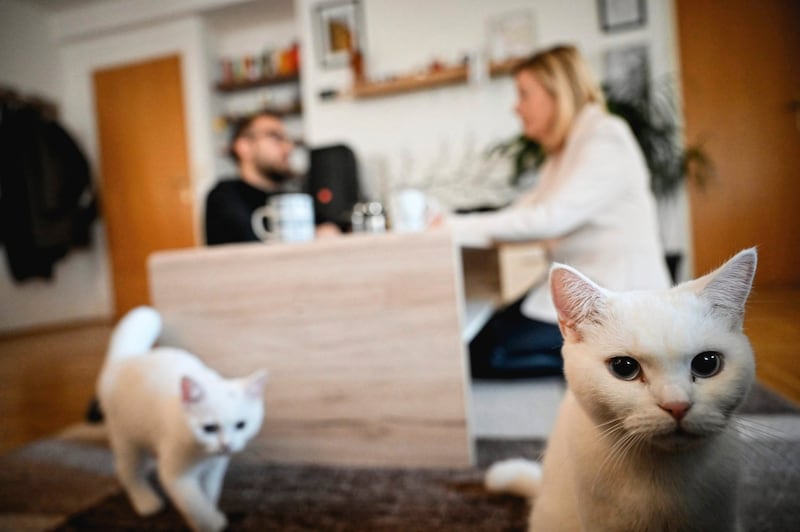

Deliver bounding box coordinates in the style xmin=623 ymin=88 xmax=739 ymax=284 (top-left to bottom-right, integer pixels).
xmin=350 ymin=46 xmax=365 ymax=84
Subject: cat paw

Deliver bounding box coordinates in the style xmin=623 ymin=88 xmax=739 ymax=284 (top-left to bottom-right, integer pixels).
xmin=485 ymin=458 xmax=542 ymax=498
xmin=129 ymin=490 xmax=164 ymax=516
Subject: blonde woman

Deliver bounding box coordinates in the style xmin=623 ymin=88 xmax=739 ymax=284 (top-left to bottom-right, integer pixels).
xmin=448 ymin=44 xmax=671 ymax=378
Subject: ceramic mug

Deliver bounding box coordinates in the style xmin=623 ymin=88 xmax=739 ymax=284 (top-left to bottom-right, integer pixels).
xmin=251 ymin=193 xmax=315 ymax=243
xmin=390 ymin=188 xmax=429 ymax=232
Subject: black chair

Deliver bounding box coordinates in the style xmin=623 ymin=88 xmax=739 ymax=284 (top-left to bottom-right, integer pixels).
xmin=305 ymin=144 xmax=361 ymax=231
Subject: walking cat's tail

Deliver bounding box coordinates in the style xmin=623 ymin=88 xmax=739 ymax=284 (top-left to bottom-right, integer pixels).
xmin=106 ymin=306 xmax=162 ymax=362
xmin=485 ymin=458 xmax=543 ymax=499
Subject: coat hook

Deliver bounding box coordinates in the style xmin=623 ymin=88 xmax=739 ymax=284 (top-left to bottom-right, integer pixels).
xmin=791 ymin=97 xmax=800 ymax=133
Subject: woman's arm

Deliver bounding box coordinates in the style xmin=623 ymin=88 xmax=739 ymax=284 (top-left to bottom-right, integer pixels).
xmin=447 ymin=121 xmax=637 ymax=247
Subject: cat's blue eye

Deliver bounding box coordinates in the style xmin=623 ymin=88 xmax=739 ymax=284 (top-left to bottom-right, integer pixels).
xmin=608 ymin=356 xmax=640 ymax=381
xmin=235 ymin=420 xmax=246 ymax=430
xmin=691 ymin=351 xmax=722 ymax=378
xmin=202 ymin=423 xmax=219 ymax=434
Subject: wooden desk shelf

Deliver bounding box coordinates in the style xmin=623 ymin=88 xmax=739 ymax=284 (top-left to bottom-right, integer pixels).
xmin=461 ymin=241 xmax=548 ymax=306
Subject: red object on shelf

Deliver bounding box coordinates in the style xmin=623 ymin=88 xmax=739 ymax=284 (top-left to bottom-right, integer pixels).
xmin=350 ymin=47 xmax=364 ymax=82
xmin=289 ymin=41 xmax=300 ymax=73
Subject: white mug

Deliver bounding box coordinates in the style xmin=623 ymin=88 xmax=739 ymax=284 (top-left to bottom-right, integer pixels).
xmin=390 ymin=188 xmax=429 ymax=233
xmin=251 ymin=193 xmax=315 ymax=243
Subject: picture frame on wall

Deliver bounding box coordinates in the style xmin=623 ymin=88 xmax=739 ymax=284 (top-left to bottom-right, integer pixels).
xmin=597 ymin=0 xmax=647 ymax=33
xmin=315 ymin=0 xmax=364 ymax=69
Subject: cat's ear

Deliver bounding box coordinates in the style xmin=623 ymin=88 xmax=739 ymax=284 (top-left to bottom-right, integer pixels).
xmin=244 ymin=369 xmax=268 ymax=399
xmin=691 ymin=247 xmax=757 ymax=327
xmin=181 ymin=376 xmax=205 ymax=404
xmin=550 ymin=264 xmax=607 ymax=342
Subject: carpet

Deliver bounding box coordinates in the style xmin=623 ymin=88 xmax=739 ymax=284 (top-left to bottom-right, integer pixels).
xmin=1 ymin=383 xmax=798 ymax=532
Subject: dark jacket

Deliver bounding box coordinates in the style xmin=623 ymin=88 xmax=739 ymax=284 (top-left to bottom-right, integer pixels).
xmin=0 ymin=99 xmax=97 ymax=281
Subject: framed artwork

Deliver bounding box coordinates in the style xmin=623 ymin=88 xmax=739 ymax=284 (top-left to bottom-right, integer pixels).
xmin=598 ymin=0 xmax=647 ymax=33
xmin=315 ymin=0 xmax=364 ymax=69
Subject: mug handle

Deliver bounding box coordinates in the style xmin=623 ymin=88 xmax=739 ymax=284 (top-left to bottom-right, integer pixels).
xmin=251 ymin=205 xmax=275 ymax=241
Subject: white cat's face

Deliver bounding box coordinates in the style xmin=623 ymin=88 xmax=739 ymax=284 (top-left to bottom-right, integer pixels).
xmin=181 ymin=370 xmax=267 ymax=455
xmin=552 ymin=249 xmax=757 ymax=452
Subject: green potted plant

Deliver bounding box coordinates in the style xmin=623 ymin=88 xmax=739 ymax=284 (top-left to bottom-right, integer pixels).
xmin=604 ymin=78 xmax=713 ymax=198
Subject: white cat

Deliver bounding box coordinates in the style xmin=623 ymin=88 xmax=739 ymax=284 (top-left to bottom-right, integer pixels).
xmin=97 ymin=306 xmax=267 ymax=532
xmin=486 ymin=248 xmax=757 ymax=532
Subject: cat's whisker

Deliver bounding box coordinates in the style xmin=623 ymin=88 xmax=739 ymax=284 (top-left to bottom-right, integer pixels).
xmin=591 ymin=434 xmax=627 ymax=489
xmin=593 ymin=429 xmax=640 ymax=489
xmin=594 ymin=416 xmax=626 ymax=430
xmin=602 ymin=436 xmax=632 ymax=478
xmin=732 ymin=416 xmax=794 ymax=441
xmin=727 ymin=421 xmax=798 ymax=469
xmin=606 ymin=433 xmax=642 ymax=481
xmin=725 ymin=438 xmax=793 ymax=477
xmin=595 ymin=418 xmax=626 ymax=437
xmin=593 ymin=417 xmax=629 ymax=444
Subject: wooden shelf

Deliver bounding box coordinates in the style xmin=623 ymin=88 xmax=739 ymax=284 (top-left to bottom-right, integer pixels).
xmin=351 ymin=57 xmax=524 ymax=100
xmin=353 ymin=65 xmax=467 ymax=99
xmin=489 ymin=57 xmax=523 ymax=78
xmin=215 ymin=72 xmax=299 ymax=93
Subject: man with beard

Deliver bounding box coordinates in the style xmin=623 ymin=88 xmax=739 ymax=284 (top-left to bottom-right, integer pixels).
xmin=204 ymin=110 xmax=339 ymax=244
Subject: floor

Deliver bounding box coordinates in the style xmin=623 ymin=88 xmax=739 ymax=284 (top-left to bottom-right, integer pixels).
xmin=1 ymin=287 xmax=798 ymax=456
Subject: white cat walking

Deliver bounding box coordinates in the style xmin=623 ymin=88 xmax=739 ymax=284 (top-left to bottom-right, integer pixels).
xmin=486 ymin=249 xmax=757 ymax=532
xmin=97 ymin=306 xmax=267 ymax=532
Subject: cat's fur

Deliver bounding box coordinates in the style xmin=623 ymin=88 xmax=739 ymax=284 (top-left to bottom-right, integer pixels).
xmin=97 ymin=306 xmax=267 ymax=532
xmin=486 ymin=248 xmax=757 ymax=532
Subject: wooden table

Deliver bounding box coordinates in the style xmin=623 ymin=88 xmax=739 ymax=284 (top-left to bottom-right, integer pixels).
xmin=148 ymin=231 xmax=471 ymax=468
xmin=146 ymin=232 xmax=549 ymax=468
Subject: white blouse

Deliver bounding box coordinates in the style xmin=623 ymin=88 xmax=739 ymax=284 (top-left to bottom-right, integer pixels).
xmin=448 ymin=104 xmax=671 ymax=323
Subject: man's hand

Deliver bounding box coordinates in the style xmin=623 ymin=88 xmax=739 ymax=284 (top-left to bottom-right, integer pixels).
xmin=315 ymin=222 xmax=342 ymax=238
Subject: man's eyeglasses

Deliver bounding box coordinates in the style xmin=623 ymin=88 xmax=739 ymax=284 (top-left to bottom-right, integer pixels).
xmin=247 ymin=130 xmax=293 ymax=144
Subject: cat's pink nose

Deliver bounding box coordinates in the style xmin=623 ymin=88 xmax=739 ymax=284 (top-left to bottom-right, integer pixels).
xmin=659 ymin=401 xmax=692 ymax=421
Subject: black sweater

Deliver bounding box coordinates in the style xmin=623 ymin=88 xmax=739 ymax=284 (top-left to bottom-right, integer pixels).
xmin=204 ymin=179 xmax=277 ymax=245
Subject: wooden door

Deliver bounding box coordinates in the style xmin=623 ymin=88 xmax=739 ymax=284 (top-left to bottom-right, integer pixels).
xmin=676 ymin=0 xmax=800 ymax=286
xmin=93 ymin=55 xmax=196 ymax=317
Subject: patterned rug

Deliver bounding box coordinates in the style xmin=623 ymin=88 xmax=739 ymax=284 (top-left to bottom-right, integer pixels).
xmin=1 ymin=384 xmax=798 ymax=531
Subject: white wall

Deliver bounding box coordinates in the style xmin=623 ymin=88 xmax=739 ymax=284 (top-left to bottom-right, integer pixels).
xmin=0 ymin=0 xmax=62 ymax=101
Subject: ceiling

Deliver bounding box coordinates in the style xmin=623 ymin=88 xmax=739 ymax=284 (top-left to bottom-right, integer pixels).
xmin=25 ymin=0 xmax=110 ymax=14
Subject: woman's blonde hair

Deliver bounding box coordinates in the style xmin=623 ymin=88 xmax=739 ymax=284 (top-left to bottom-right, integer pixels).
xmin=513 ymin=44 xmax=605 ymax=150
